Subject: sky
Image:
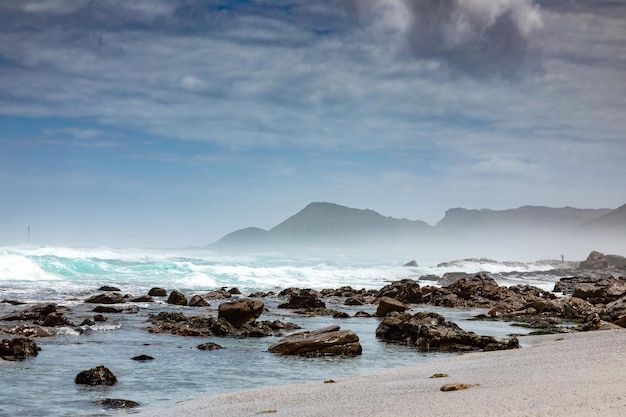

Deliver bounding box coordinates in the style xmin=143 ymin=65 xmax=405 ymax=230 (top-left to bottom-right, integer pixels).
xmin=0 ymin=0 xmax=625 ymax=248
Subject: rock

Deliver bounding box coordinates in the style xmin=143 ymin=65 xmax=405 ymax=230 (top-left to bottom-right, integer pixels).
xmin=167 ymin=290 xmax=188 ymax=306
xmin=228 ymin=287 xmax=242 ymax=295
xmin=0 ymin=338 xmax=40 ymax=360
xmin=403 ymin=260 xmax=418 ymax=267
xmin=278 ymin=289 xmax=325 ymax=310
xmin=582 ymin=313 xmax=622 ymax=331
xmin=95 ymin=399 xmax=139 ymax=409
xmin=580 ymin=251 xmax=609 ymax=269
xmin=75 ymin=366 xmax=118 ymax=385
xmin=345 ymin=296 xmax=365 ymax=306
xmin=218 ymin=299 xmax=265 ymax=328
xmin=353 ymin=311 xmax=372 ymax=318
xmin=333 ymin=311 xmax=350 ymax=318
xmin=268 ymin=325 xmax=362 ymax=357
xmin=1 ymin=303 xmax=58 ymax=322
xmin=605 ymin=296 xmax=626 ymax=321
xmin=92 ymin=306 xmax=123 ymax=313
xmin=42 ymin=312 xmax=74 ymax=327
xmin=375 ymin=296 xmax=407 ymax=317
xmin=375 ymin=311 xmax=518 ymax=352
xmin=189 ymin=295 xmax=209 ymax=307
xmin=148 ymin=287 xmax=167 ymax=297
xmin=98 ymin=286 xmax=121 ymax=292
xmin=197 ymin=342 xmax=223 ymax=350
xmin=202 ymin=289 xmax=232 ymax=300
xmin=440 ymin=383 xmax=479 ymax=392
xmin=84 ymin=293 xmax=126 ymax=304
xmin=94 ymin=314 xmax=107 ymax=322
xmin=131 ymin=354 xmax=154 ymax=361
xmin=377 ymin=279 xmax=422 ymax=303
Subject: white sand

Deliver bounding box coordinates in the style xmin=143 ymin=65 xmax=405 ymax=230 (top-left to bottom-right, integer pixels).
xmin=136 ymin=329 xmax=626 ymax=417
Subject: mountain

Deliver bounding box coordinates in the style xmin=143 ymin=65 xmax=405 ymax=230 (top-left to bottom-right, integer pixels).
xmin=208 ymin=202 xmax=625 ymax=258
xmin=583 ymin=203 xmax=626 ymax=231
xmin=210 ymin=202 xmax=432 ymax=252
xmin=436 ymin=206 xmax=611 ymax=232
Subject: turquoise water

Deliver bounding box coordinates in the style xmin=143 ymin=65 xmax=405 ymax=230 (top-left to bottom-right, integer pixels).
xmin=0 ymin=246 xmax=562 ymax=416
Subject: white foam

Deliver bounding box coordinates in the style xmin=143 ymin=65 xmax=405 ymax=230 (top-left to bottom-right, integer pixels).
xmin=0 ymin=253 xmax=58 ymax=281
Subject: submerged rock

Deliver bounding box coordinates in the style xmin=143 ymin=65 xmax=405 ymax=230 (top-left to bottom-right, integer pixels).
xmin=268 ymin=325 xmax=362 ymax=357
xmin=95 ymin=399 xmax=139 ymax=409
xmin=84 ymin=293 xmax=126 ymax=304
xmin=0 ymin=337 xmax=40 ymax=360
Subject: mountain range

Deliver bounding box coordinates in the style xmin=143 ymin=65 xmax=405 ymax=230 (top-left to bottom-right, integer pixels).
xmin=209 ymin=202 xmax=626 ymax=259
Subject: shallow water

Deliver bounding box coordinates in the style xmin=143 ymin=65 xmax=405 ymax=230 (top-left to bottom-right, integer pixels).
xmin=0 ymin=246 xmax=568 ymax=416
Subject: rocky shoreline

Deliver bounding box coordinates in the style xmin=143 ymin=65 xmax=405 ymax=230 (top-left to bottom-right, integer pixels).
xmin=1 ymin=250 xmax=626 ymax=411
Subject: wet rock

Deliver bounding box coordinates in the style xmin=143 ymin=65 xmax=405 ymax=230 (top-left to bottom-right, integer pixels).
xmin=203 ymin=289 xmax=232 ymax=300
xmin=345 ymin=295 xmax=365 ymax=306
xmin=197 ymin=342 xmax=223 ymax=350
xmin=333 ymin=311 xmax=350 ymax=318
xmin=92 ymin=306 xmax=123 ymax=314
xmin=268 ymin=325 xmax=362 ymax=357
xmin=0 ymin=324 xmax=56 ymax=338
xmin=376 ymin=311 xmax=518 ymax=352
xmin=353 ymin=311 xmax=372 ymax=318
xmin=131 ymin=354 xmax=154 ymax=361
xmin=1 ymin=303 xmax=58 ymax=322
xmin=377 ymin=279 xmax=422 ymax=303
xmin=228 ymin=287 xmax=242 ymax=295
xmin=278 ymin=289 xmax=325 ymax=310
xmin=403 ymin=260 xmax=418 ymax=267
xmin=98 ymin=286 xmax=121 ymax=292
xmin=42 ymin=312 xmax=74 ymax=327
xmin=375 ymin=296 xmax=407 ymax=317
xmin=75 ymin=366 xmax=118 ymax=386
xmin=84 ymin=293 xmax=126 ymax=304
xmin=582 ymin=313 xmax=622 ymax=331
xmin=0 ymin=337 xmax=40 ymax=360
xmin=218 ymin=299 xmax=264 ymax=328
xmin=167 ymin=290 xmax=188 ymax=306
xmin=94 ymin=314 xmax=106 ymax=322
xmin=148 ymin=287 xmax=167 ymax=297
xmin=95 ymin=399 xmax=139 ymax=409
xmin=188 ymin=295 xmax=209 ymax=307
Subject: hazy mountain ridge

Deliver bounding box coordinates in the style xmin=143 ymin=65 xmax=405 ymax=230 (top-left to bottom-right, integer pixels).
xmin=209 ymin=202 xmax=624 ymax=258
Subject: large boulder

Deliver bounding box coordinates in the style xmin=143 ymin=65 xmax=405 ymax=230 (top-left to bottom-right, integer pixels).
xmin=0 ymin=338 xmax=40 ymax=360
xmin=75 ymin=366 xmax=118 ymax=385
xmin=148 ymin=287 xmax=167 ymax=297
xmin=377 ymin=279 xmax=422 ymax=303
xmin=376 ymin=311 xmax=519 ymax=352
xmin=188 ymin=295 xmax=209 ymax=307
xmin=218 ymin=299 xmax=264 ymax=328
xmin=268 ymin=325 xmax=362 ymax=357
xmin=84 ymin=293 xmax=126 ymax=304
xmin=278 ymin=289 xmax=325 ymax=310
xmin=167 ymin=290 xmax=188 ymax=306
xmin=579 ymin=251 xmax=609 ymax=269
xmin=375 ymin=296 xmax=407 ymax=317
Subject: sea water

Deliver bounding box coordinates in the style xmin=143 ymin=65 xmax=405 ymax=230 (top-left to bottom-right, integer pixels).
xmin=0 ymin=246 xmax=572 ymax=416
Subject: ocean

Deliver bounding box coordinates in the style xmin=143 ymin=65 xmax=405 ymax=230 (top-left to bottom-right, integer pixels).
xmin=0 ymin=246 xmax=572 ymax=416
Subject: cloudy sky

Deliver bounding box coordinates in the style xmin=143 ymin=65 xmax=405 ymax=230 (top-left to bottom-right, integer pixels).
xmin=1 ymin=0 xmax=625 ymax=247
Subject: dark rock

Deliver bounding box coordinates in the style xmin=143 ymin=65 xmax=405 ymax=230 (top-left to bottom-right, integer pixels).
xmin=1 ymin=303 xmax=58 ymax=322
xmin=582 ymin=313 xmax=621 ymax=331
xmin=131 ymin=354 xmax=154 ymax=361
xmin=167 ymin=290 xmax=188 ymax=306
xmin=84 ymin=293 xmax=126 ymax=304
xmin=130 ymin=295 xmax=154 ymax=303
xmin=80 ymin=319 xmax=96 ymax=326
xmin=0 ymin=338 xmax=40 ymax=360
xmin=42 ymin=312 xmax=73 ymax=327
xmin=278 ymin=289 xmax=325 ymax=310
xmin=218 ymin=299 xmax=264 ymax=328
xmin=376 ymin=311 xmax=518 ymax=352
xmin=124 ymin=305 xmax=140 ymax=314
xmin=228 ymin=287 xmax=242 ymax=295
xmin=418 ymin=274 xmax=440 ymax=282
xmin=1 ymin=299 xmax=26 ymax=305
xmin=605 ymin=296 xmax=626 ymax=321
xmin=94 ymin=314 xmax=106 ymax=322
xmin=188 ymin=295 xmax=209 ymax=307
xmin=376 ymin=296 xmax=407 ymax=317
xmin=148 ymin=287 xmax=167 ymax=297
xmin=580 ymin=251 xmax=608 ymax=269
xmin=404 ymin=260 xmax=418 ymax=267
xmin=202 ymin=289 xmax=232 ymax=300
xmin=377 ymin=279 xmax=422 ymax=303
xmin=345 ymin=296 xmax=365 ymax=306
xmin=353 ymin=311 xmax=372 ymax=318
xmin=249 ymin=291 xmax=276 ymax=298
xmin=333 ymin=311 xmax=350 ymax=318
xmin=268 ymin=325 xmax=362 ymax=357
xmin=75 ymin=366 xmax=118 ymax=385
xmin=95 ymin=399 xmax=139 ymax=409
xmin=197 ymin=342 xmax=223 ymax=350
xmin=92 ymin=306 xmax=123 ymax=314
xmin=98 ymin=286 xmax=121 ymax=292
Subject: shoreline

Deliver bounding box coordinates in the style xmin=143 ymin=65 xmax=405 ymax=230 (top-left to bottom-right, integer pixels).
xmin=136 ymin=329 xmax=626 ymax=417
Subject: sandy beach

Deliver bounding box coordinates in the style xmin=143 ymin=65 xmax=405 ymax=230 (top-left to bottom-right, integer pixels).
xmin=136 ymin=329 xmax=626 ymax=417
